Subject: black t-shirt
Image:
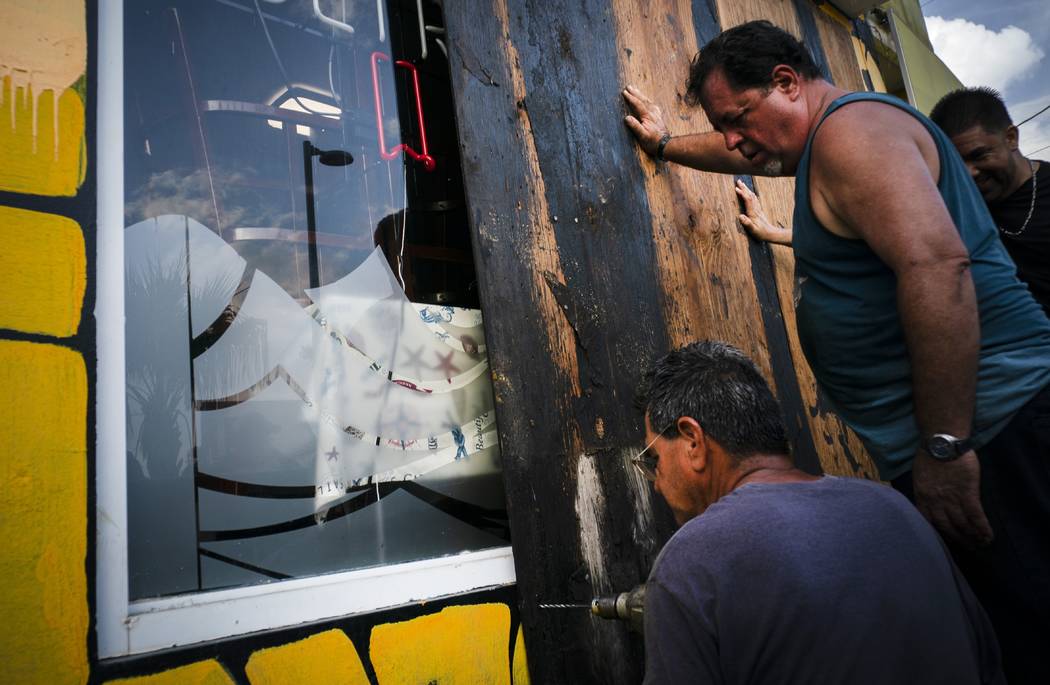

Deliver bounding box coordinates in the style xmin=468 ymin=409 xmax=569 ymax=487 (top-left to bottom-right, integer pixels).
xmin=989 ymin=160 xmax=1050 ymax=318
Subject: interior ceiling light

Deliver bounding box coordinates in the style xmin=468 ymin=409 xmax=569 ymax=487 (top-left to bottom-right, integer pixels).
xmin=267 ymin=92 xmax=340 ymax=136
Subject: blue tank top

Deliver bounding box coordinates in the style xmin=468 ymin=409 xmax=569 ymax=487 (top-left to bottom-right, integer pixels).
xmin=793 ymin=92 xmax=1050 ymax=479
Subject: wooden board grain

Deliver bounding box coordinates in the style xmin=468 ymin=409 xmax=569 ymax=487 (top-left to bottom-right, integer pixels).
xmin=611 ymin=1 xmax=773 ymax=379
xmin=719 ymin=0 xmax=802 ymax=38
xmin=445 ymin=1 xmax=881 ymax=682
xmin=612 ymin=0 xmax=823 ymax=474
xmin=812 ymin=4 xmax=869 ymax=92
xmin=447 ymin=1 xmax=680 ymax=682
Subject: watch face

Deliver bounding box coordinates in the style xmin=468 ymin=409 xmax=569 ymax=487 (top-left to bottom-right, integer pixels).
xmin=926 ymin=435 xmax=953 ymax=459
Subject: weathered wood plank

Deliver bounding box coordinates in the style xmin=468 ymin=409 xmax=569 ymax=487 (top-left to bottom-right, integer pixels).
xmin=812 ymin=5 xmax=869 ymax=92
xmin=612 ymin=0 xmax=823 ymax=474
xmin=447 ymin=1 xmax=680 ymax=682
xmin=446 ymin=2 xmax=881 ymax=682
xmin=719 ymin=0 xmax=802 ymax=38
xmin=611 ymin=2 xmax=773 ymax=381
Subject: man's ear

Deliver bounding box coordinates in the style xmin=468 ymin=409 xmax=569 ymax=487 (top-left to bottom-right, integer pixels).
xmin=675 ymin=417 xmax=708 ymax=472
xmin=770 ymin=64 xmax=801 ymax=100
xmin=1004 ymin=125 xmax=1019 ymax=151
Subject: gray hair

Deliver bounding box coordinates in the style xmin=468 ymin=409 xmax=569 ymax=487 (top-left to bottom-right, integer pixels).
xmin=635 ymin=341 xmax=790 ymax=459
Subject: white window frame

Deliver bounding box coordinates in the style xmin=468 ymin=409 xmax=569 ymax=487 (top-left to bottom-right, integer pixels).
xmin=95 ymin=0 xmax=514 ymax=658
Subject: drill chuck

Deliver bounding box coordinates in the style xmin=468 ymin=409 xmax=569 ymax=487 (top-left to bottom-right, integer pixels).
xmin=590 ymin=583 xmax=646 ymax=633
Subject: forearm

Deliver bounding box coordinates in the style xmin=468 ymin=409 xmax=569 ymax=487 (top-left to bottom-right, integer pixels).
xmin=901 ymin=260 xmax=993 ymax=547
xmin=756 ymin=224 xmax=793 ymax=245
xmin=897 ymin=261 xmax=979 ymax=439
xmin=661 ymin=132 xmax=765 ymax=175
xmin=621 ymin=86 xmax=768 ymax=176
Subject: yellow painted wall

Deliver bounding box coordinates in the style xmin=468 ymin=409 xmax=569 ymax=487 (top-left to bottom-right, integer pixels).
xmin=245 ymin=630 xmax=370 ymax=685
xmin=0 ymin=341 xmax=88 ymax=685
xmin=103 ymin=661 xmax=235 ymax=685
xmin=0 ymin=0 xmax=88 ymax=197
xmin=370 ymin=604 xmax=515 ymax=685
xmin=512 ymin=624 xmax=530 ymax=685
xmin=0 ymin=206 xmax=86 ymax=337
xmin=0 ymin=80 xmax=87 ymax=196
xmin=0 ymin=3 xmax=91 ymax=682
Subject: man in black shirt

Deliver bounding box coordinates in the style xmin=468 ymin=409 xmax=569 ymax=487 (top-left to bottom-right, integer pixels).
xmin=931 ymin=88 xmax=1050 ymax=317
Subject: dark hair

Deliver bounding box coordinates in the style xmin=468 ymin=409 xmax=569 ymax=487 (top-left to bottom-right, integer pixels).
xmin=685 ymin=20 xmax=823 ymax=106
xmin=929 ymin=87 xmax=1013 ymax=137
xmin=635 ymin=341 xmax=790 ymax=459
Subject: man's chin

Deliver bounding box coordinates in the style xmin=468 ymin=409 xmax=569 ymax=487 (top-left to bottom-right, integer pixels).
xmin=975 ymin=177 xmax=1006 ymax=203
xmin=673 ymin=508 xmax=704 ymax=526
xmin=979 ymin=184 xmax=1006 ymax=203
xmin=762 ymin=158 xmax=784 ymax=176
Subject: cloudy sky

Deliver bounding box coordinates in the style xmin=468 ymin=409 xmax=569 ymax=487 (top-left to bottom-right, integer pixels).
xmin=923 ymin=0 xmax=1050 ymax=158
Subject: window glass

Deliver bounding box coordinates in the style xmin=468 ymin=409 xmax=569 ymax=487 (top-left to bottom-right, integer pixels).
xmin=124 ymin=0 xmax=506 ymax=600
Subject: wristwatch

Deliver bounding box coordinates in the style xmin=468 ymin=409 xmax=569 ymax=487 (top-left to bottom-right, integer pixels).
xmin=921 ymin=433 xmax=975 ymax=461
xmin=655 ymin=133 xmax=672 ymax=162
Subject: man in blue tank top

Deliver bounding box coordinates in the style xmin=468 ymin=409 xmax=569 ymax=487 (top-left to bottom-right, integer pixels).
xmin=622 ymin=20 xmax=1050 ymax=683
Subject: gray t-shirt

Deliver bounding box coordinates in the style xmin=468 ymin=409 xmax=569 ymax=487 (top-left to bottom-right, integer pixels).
xmin=643 ymin=477 xmax=1002 ymax=685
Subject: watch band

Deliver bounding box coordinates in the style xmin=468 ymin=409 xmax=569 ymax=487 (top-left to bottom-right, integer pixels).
xmin=922 ymin=433 xmax=975 ymax=461
xmin=655 ymin=133 xmax=672 ymax=162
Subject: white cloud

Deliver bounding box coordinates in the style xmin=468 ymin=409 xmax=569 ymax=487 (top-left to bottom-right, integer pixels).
xmin=1007 ymin=93 xmax=1050 ymax=158
xmin=925 ymin=16 xmax=1044 ymax=92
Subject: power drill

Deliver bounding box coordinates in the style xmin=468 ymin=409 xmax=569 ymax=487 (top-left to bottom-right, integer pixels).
xmin=590 ymin=583 xmax=646 ymax=633
xmin=538 ymin=584 xmax=647 ymax=633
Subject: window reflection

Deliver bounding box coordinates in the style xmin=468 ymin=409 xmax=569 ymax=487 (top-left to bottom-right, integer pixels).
xmin=124 ymin=0 xmax=505 ymax=600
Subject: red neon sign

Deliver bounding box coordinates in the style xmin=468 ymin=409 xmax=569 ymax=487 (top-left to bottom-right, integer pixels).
xmin=370 ymin=52 xmax=436 ymax=172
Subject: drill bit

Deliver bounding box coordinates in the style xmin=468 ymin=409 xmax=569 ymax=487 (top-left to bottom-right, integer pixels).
xmin=538 ymin=602 xmax=591 ymax=609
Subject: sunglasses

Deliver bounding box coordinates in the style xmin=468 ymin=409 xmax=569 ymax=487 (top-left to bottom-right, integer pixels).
xmin=631 ymin=423 xmax=675 ymax=482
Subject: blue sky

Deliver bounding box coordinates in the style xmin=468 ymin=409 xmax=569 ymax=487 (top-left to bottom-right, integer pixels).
xmin=922 ymin=0 xmax=1050 ymax=157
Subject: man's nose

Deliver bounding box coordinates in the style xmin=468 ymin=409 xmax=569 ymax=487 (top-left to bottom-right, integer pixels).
xmin=966 ymin=162 xmax=979 ymax=178
xmin=724 ymin=131 xmax=743 ymax=151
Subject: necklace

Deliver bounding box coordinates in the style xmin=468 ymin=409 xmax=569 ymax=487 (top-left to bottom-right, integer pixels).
xmin=999 ymin=159 xmax=1038 ymax=237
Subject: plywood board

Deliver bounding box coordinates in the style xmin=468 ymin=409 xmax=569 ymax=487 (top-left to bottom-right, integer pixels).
xmin=814 ymin=5 xmax=869 ymax=92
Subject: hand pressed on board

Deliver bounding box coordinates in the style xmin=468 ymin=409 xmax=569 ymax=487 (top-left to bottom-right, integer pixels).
xmin=911 ymin=449 xmax=994 ymax=550
xmin=734 ymin=179 xmax=793 ymax=246
xmin=622 ymin=85 xmax=670 ymax=157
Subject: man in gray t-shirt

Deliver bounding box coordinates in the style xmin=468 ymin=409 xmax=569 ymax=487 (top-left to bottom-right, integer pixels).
xmin=634 ymin=342 xmax=1002 ymax=685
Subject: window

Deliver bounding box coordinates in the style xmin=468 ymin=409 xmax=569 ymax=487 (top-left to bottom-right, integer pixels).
xmin=98 ymin=0 xmax=513 ymax=657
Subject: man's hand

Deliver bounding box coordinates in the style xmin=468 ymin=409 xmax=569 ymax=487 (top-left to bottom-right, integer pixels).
xmin=734 ymin=180 xmax=793 ymax=245
xmin=911 ymin=450 xmax=994 ymax=549
xmin=622 ymin=85 xmax=670 ymax=156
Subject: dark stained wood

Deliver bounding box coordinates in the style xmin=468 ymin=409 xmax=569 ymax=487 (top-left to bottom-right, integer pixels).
xmin=739 ymin=177 xmax=824 ymax=475
xmin=445 ymin=1 xmax=881 ymax=682
xmin=446 ymin=1 xmax=678 ymax=682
